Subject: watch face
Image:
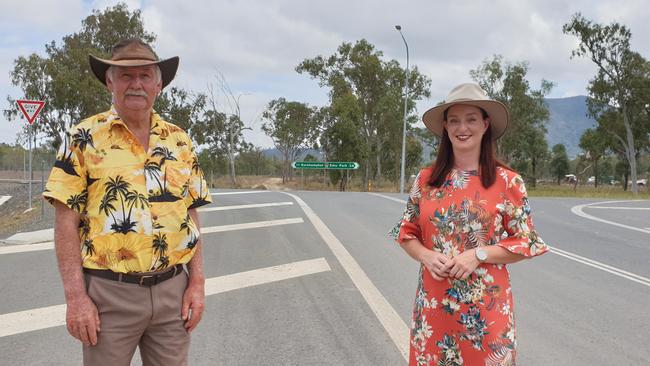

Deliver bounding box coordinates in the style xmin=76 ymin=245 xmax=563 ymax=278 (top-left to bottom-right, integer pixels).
xmin=476 ymin=248 xmax=488 ymax=261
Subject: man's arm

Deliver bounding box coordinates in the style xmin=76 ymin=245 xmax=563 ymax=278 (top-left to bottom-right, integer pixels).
xmin=182 ymin=208 xmax=206 ymax=333
xmin=53 ymin=201 xmax=100 ymax=346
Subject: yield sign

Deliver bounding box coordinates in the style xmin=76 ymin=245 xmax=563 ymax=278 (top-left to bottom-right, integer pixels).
xmin=16 ymin=99 xmax=45 ymax=125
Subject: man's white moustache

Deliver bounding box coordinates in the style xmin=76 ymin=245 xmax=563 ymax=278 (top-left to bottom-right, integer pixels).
xmin=125 ymin=91 xmax=147 ymax=97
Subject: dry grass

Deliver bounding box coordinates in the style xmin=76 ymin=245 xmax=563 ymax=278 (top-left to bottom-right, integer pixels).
xmin=527 ymin=184 xmax=650 ymax=199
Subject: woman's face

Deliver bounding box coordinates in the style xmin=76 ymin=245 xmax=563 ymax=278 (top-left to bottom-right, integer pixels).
xmin=443 ymin=104 xmax=489 ymax=154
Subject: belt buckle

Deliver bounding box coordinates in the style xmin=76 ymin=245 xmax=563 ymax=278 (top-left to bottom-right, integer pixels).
xmin=139 ymin=275 xmax=154 ymax=287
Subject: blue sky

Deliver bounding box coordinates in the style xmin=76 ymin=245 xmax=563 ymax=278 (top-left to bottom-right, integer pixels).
xmin=1 ymin=0 xmax=649 ymax=148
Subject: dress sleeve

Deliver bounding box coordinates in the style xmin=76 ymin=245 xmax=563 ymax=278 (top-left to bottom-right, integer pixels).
xmin=495 ymin=173 xmax=549 ymax=257
xmin=389 ymin=170 xmax=423 ymax=244
xmin=42 ymin=128 xmax=88 ymax=213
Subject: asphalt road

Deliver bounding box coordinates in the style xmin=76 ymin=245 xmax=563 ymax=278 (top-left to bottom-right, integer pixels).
xmin=0 ymin=190 xmax=648 ymax=365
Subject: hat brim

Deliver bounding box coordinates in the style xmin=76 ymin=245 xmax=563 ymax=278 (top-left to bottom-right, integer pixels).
xmin=89 ymin=54 xmax=179 ymax=89
xmin=422 ymin=99 xmax=509 ymax=140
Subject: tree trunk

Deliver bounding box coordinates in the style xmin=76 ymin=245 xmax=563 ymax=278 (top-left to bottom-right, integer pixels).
xmin=622 ymin=105 xmax=638 ymax=194
xmin=228 ymin=129 xmax=237 ymax=186
xmin=375 ymin=139 xmax=382 ymax=187
xmin=594 ymin=158 xmax=599 ymax=188
xmin=530 ymin=157 xmax=537 ymax=188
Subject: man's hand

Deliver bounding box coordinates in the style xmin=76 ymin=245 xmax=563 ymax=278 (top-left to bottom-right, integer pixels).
xmin=443 ymin=249 xmax=481 ymax=280
xmin=181 ymin=282 xmax=205 ymax=333
xmin=66 ymin=294 xmax=100 ymax=346
xmin=420 ymin=250 xmax=452 ymax=281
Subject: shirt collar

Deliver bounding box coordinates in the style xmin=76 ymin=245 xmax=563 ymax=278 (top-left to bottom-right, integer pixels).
xmin=107 ymin=106 xmax=166 ymax=138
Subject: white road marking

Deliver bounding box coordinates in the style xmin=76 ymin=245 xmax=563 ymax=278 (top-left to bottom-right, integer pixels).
xmin=0 ymin=242 xmax=54 ymax=255
xmin=0 ymin=195 xmax=11 ymax=206
xmin=198 ymin=202 xmax=293 ymax=212
xmin=0 ymin=258 xmax=331 ymax=338
xmin=0 ymin=304 xmax=66 ymax=338
xmin=205 ymin=257 xmax=330 ymax=295
xmin=549 ymin=246 xmax=650 ymax=287
xmin=571 ymin=200 xmax=650 ymax=235
xmin=211 ymin=190 xmax=268 ymax=196
xmin=588 ymin=206 xmax=650 ymax=210
xmin=371 ymin=193 xmax=650 ymax=288
xmin=369 ymin=192 xmax=407 ymax=204
xmin=5 ymin=228 xmax=54 ymax=244
xmin=282 ymin=192 xmax=409 ymax=361
xmin=200 ymin=218 xmax=304 ymax=234
xmin=0 ymin=218 xmax=305 ymax=255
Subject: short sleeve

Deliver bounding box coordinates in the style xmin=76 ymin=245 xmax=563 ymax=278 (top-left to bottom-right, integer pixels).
xmin=389 ymin=170 xmax=423 ymax=244
xmin=495 ymin=174 xmax=549 ymax=257
xmin=43 ymin=128 xmax=88 ymax=213
xmin=185 ymin=140 xmax=212 ymax=210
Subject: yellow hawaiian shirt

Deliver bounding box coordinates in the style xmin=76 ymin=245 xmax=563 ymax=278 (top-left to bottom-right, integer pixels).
xmin=44 ymin=107 xmax=212 ymax=273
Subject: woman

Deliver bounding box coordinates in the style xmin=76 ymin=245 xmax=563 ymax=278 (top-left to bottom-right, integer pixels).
xmin=391 ymin=83 xmax=548 ymax=365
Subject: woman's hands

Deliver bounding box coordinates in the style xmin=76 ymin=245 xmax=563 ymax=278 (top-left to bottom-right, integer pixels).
xmin=442 ymin=249 xmax=481 ymax=280
xmin=420 ymin=250 xmax=452 ymax=280
xmin=401 ymin=239 xmax=482 ymax=281
xmin=421 ymin=249 xmax=481 ymax=281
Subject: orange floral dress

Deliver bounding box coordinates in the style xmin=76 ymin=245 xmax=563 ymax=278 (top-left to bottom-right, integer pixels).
xmin=390 ymin=166 xmax=548 ymax=366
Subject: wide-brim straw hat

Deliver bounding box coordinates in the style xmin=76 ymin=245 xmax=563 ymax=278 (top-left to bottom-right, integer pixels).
xmin=422 ymin=83 xmax=509 ymax=140
xmin=89 ymin=39 xmax=179 ymax=89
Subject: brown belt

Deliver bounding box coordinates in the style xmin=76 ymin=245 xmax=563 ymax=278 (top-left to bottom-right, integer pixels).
xmin=83 ymin=264 xmax=184 ymax=287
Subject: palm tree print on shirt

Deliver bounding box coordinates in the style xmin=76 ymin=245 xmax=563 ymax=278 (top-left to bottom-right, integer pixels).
xmin=187 ymin=155 xmax=211 ymax=209
xmin=99 ymin=175 xmax=145 ymax=234
xmin=147 ymin=146 xmax=182 ymax=203
xmin=152 ymin=232 xmax=169 ymax=270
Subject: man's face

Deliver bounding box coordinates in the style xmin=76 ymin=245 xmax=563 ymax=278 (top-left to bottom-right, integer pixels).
xmin=106 ymin=65 xmax=162 ymax=114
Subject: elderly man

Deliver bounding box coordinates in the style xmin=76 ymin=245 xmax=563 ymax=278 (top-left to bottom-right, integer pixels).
xmin=43 ymin=39 xmax=212 ymax=365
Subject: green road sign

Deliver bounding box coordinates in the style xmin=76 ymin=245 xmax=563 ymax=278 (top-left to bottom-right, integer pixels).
xmin=292 ymin=161 xmax=359 ymax=170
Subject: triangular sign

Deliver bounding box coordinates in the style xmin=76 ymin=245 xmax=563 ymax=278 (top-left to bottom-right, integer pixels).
xmin=16 ymin=100 xmax=46 ymax=125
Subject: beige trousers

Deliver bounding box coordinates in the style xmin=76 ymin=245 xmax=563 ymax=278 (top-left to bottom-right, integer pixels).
xmin=82 ymin=270 xmax=190 ymax=366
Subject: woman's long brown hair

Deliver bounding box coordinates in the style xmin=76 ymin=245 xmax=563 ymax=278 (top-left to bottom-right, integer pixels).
xmin=427 ymin=107 xmax=507 ymax=188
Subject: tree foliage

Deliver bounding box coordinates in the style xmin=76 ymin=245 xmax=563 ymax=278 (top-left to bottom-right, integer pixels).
xmin=550 ymin=144 xmax=570 ymax=185
xmin=563 ymin=13 xmax=650 ymax=194
xmin=6 ymin=3 xmax=201 ymax=150
xmin=470 ymin=55 xmax=553 ymax=186
xmin=261 ymin=98 xmax=317 ymax=183
xmin=296 ymin=39 xmax=431 ymax=190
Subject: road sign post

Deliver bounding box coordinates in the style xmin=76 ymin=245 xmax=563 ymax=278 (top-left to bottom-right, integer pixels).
xmin=17 ymin=100 xmax=45 ymax=210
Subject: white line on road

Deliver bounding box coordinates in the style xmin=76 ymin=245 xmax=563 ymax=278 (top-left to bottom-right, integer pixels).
xmin=371 ymin=193 xmax=650 ymax=288
xmin=198 ymin=202 xmax=293 ymax=212
xmin=205 ymin=257 xmax=330 ymax=295
xmin=0 ymin=195 xmax=11 ymax=206
xmin=572 ymin=201 xmax=650 ymax=235
xmin=211 ymin=190 xmax=268 ymax=196
xmin=369 ymin=192 xmax=407 ymax=204
xmin=283 ymin=192 xmax=410 ymax=361
xmin=588 ymin=206 xmax=650 ymax=210
xmin=0 ymin=242 xmax=54 ymax=255
xmin=549 ymin=246 xmax=650 ymax=287
xmin=0 ymin=258 xmax=331 ymax=338
xmin=0 ymin=218 xmax=305 ymax=255
xmin=200 ymin=218 xmax=303 ymax=234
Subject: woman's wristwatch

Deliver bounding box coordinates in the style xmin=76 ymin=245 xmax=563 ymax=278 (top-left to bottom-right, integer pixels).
xmin=475 ymin=248 xmax=488 ymax=262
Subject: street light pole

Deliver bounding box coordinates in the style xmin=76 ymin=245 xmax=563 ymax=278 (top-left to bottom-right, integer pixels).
xmin=395 ymin=25 xmax=409 ymax=194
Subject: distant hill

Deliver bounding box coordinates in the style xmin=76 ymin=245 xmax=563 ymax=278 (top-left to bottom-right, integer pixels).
xmin=262 ymin=96 xmax=596 ymax=162
xmin=544 ymin=95 xmax=596 ymax=158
